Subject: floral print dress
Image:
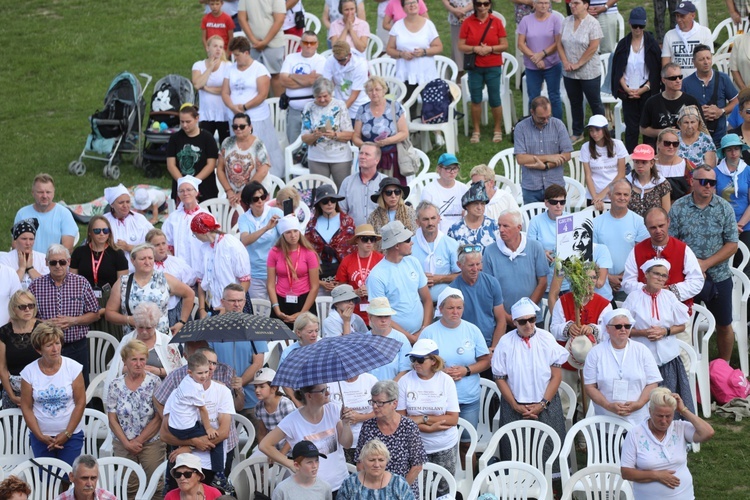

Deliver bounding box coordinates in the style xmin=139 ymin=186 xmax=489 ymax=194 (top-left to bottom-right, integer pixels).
xmin=106 ymin=372 xmax=162 ymax=443
xmin=119 ymin=271 xmax=170 ymax=335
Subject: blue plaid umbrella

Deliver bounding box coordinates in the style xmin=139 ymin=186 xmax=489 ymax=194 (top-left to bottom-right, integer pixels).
xmin=272 ymin=333 xmax=402 ymax=389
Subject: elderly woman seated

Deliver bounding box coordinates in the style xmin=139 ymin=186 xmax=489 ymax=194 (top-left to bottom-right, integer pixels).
xmin=339 ymin=438 xmax=415 ymax=499
xmin=322 ymin=284 xmax=368 ymax=337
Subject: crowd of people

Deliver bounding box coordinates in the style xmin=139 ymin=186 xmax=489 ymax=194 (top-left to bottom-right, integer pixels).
xmin=10 ymin=0 xmax=750 ymax=497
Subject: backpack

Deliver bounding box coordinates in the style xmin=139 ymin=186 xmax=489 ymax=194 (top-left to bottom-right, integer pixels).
xmin=709 ymin=358 xmax=750 ymax=405
xmin=420 ymin=79 xmax=452 ymax=124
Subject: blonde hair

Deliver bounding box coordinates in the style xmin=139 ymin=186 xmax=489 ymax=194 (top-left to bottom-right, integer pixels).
xmin=469 ymin=164 xmax=494 ymax=182
xmin=130 ymin=243 xmax=155 ymax=261
xmin=365 ymin=76 xmax=388 ymax=94
xmin=293 ymin=312 xmax=320 ymax=334
xmin=8 ymin=290 xmax=36 ymax=322
xmin=206 ymin=35 xmax=229 ymax=62
xmin=332 ymin=40 xmax=351 ymax=58
xmin=359 ymin=438 xmax=391 ymax=463
xmin=275 ymin=186 xmax=301 ymax=210
xmin=120 ymin=339 xmax=149 ymax=361
xmin=649 ymin=387 xmax=677 ymax=411
xmin=31 ymin=322 xmax=64 ymax=351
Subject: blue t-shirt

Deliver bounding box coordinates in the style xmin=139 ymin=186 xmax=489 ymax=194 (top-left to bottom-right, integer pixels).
xmin=419 ymin=320 xmax=490 ymax=404
xmin=15 ymin=204 xmax=78 ymax=253
xmin=593 ymin=210 xmax=649 ymax=275
xmin=715 ymin=165 xmax=750 ymax=230
xmin=367 ymin=330 xmax=412 ymax=380
xmin=592 ymin=243 xmax=614 ymax=300
xmin=314 ymin=214 xmax=341 ymax=244
xmin=682 ymin=70 xmax=738 ymax=144
xmin=237 ymin=207 xmax=284 ymax=280
xmin=210 ymin=340 xmax=268 ymax=410
xmin=527 ymin=211 xmax=562 ymax=292
xmin=366 ymin=256 xmax=428 ymax=334
xmin=450 ymin=273 xmax=504 ymax=346
xmin=411 ymin=234 xmax=461 ymax=302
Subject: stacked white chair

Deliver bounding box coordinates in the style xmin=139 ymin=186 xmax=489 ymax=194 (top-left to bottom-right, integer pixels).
xmin=97 ymin=456 xmax=148 ymax=500
xmin=10 ymin=457 xmax=72 ymax=500
xmin=233 ymin=413 xmax=257 ymax=462
xmin=561 ymin=464 xmax=634 ymax=500
xmin=691 ymin=303 xmax=717 ymax=417
xmin=228 ymin=455 xmax=292 ymax=499
xmin=476 ymin=378 xmax=502 ymax=454
xmin=0 ymin=408 xmax=31 ymax=473
xmin=455 ymin=418 xmax=479 ymax=500
xmin=418 ymin=462 xmax=458 ymax=500
xmin=83 ymin=408 xmax=113 ymax=458
xmin=467 ymin=460 xmax=548 ymax=500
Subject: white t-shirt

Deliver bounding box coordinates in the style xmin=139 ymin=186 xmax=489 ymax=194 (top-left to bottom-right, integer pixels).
xmin=397 ymin=370 xmax=459 ymax=454
xmin=0 ymin=250 xmax=48 ymax=290
xmin=192 ymin=60 xmax=232 ymax=122
xmin=579 ymin=140 xmax=628 ymax=200
xmin=225 ymin=61 xmax=272 ymax=121
xmin=104 ymin=212 xmax=154 ymax=271
xmin=661 ymin=24 xmax=713 ymax=78
xmin=280 ymin=52 xmax=328 ymax=110
xmin=277 ymin=403 xmax=350 ymax=490
xmin=164 ymin=375 xmax=207 ymax=430
xmin=198 ymin=234 xmax=251 ymax=309
xmin=20 ymin=357 xmax=84 ymax=435
xmin=322 ymin=54 xmax=370 ymax=119
xmin=327 ymin=373 xmax=377 ymax=444
xmin=390 ymin=20 xmax=440 ymax=85
xmin=0 ymin=265 xmax=21 ymax=326
xmin=420 ymin=181 xmax=469 ymax=233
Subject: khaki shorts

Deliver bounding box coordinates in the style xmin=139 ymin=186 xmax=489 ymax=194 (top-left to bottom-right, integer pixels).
xmin=251 ymin=45 xmax=285 ymax=74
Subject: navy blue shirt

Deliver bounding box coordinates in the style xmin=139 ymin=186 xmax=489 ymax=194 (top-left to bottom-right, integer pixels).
xmin=682 ymin=70 xmax=738 ymax=145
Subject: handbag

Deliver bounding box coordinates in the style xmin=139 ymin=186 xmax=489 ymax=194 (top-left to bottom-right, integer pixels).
xmin=391 ymin=101 xmax=419 ymax=176
xmin=463 ymin=17 xmax=494 ymax=71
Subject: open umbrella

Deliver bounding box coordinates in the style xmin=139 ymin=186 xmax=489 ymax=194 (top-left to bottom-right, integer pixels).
xmin=169 ymin=312 xmax=296 ymax=344
xmin=272 ymin=333 xmax=402 ymax=389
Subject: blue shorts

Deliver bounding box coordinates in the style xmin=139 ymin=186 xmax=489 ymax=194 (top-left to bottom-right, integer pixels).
xmin=705 ymin=277 xmax=733 ymax=327
xmin=459 ymin=399 xmax=480 ymax=442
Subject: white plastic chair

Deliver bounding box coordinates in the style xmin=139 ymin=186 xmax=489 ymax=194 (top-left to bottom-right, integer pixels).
xmin=434 ymin=55 xmax=459 ymax=83
xmin=488 ymin=148 xmax=522 ymax=186
xmin=460 ymin=54 xmax=518 ymax=136
xmin=233 ymin=413 xmax=257 ymax=462
xmin=365 ymin=33 xmax=384 ymax=60
xmin=731 ymin=267 xmax=750 ymax=377
xmin=402 ymin=79 xmax=461 ymax=155
xmin=735 ymin=240 xmax=750 ymax=271
xmin=315 ymin=295 xmax=333 ymax=325
xmin=84 ymin=408 xmax=113 ymax=458
xmin=304 ymin=12 xmax=321 ymax=34
xmin=712 ymin=17 xmax=750 ymax=43
xmin=566 ymin=150 xmax=585 ymax=185
xmin=228 ymin=456 xmax=292 ymax=499
xmin=716 ymin=35 xmax=737 ymax=56
xmin=674 ymin=338 xmax=701 ymax=453
xmin=97 ymin=456 xmax=148 ymax=500
xmin=199 ymin=198 xmax=242 ymax=233
xmin=265 ymin=340 xmax=285 ymax=370
xmin=382 ymin=76 xmax=408 ymax=104
xmin=86 ymin=371 xmax=107 ymax=406
xmin=558 ymin=415 xmax=633 ymax=489
xmin=476 ymin=378 xmax=502 ymax=454
xmin=564 ymin=176 xmax=587 ymax=212
xmin=418 ymin=462 xmax=458 ymax=500
xmin=691 ymin=303 xmax=717 ymax=418
xmin=283 ymin=34 xmax=301 ymax=59
xmin=368 ymin=56 xmax=397 ymax=78
xmin=266 ymin=97 xmax=289 ymax=148
xmin=478 ymin=420 xmax=561 ymax=500
xmin=561 ymin=464 xmax=634 ymax=500
xmin=714 ymin=53 xmax=731 ymax=75
xmin=285 ymin=173 xmax=337 ymax=194
xmin=139 ymin=461 xmax=167 ymax=500
xmin=10 ymin=458 xmax=72 ymax=500
xmin=297 ymin=201 xmax=312 ymax=229
xmin=520 ymin=202 xmax=547 ymax=232
xmin=455 ymin=418 xmax=478 ymax=500
xmin=284 ymin=137 xmax=310 ymax=181
xmin=261 ymin=174 xmax=286 ymax=198
xmin=406 ymin=172 xmax=440 ymax=207
xmin=250 ymin=298 xmax=272 ymax=317
xmin=467 ymin=460 xmax=548 ymax=500
xmin=0 ymin=408 xmax=31 ymax=472
xmin=87 ymin=330 xmax=119 ymax=380
xmin=495 ymin=174 xmax=523 ymax=206
xmin=558 ymin=380 xmax=578 ymax=432
xmin=410 ymin=148 xmax=431 ymax=183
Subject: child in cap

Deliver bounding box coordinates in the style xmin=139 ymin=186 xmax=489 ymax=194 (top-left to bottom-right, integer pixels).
xmin=132 ymin=187 xmax=168 ymax=224
xmin=272 ymin=440 xmax=333 ymax=499
xmin=251 ymin=368 xmax=295 ymax=450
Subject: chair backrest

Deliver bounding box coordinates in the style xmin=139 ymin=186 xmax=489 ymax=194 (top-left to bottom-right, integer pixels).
xmin=368 ymin=56 xmax=397 ymax=78
xmin=87 ymin=330 xmax=120 ymax=380
xmin=315 ymin=295 xmax=333 ymax=325
xmin=501 ymin=53 xmax=519 ymax=89
xmin=228 ymin=456 xmax=292 ymax=499
xmin=736 ymin=240 xmax=750 ymax=271
xmin=83 ymin=408 xmax=113 ymax=459
xmin=561 ymin=464 xmax=633 ymax=500
xmin=559 ymin=415 xmax=633 ymax=485
xmin=262 ymin=174 xmax=287 ymax=198
xmin=477 ymin=378 xmax=502 ymax=449
xmin=557 ymin=381 xmax=577 ymax=432
xmin=86 ymin=371 xmax=107 ymax=406
xmin=251 ymin=298 xmax=272 ymax=318
xmin=406 ymin=172 xmax=440 ymax=206
xmin=298 ymin=201 xmax=312 ymax=229
xmin=266 ymin=97 xmax=288 ymax=147
xmin=140 ymin=461 xmax=167 ymax=500
xmin=714 ymin=53 xmax=731 ymax=75
xmin=491 ymin=11 xmax=507 ymax=26
xmin=199 ymin=198 xmax=242 ymax=232
xmin=382 ymin=76 xmax=408 ymax=103
xmin=0 ymin=409 xmax=31 ymax=470
xmin=567 ymin=150 xmax=585 ymax=184
xmin=304 ymin=11 xmax=321 ymax=34
xmin=521 ymin=202 xmax=547 ymax=231
xmin=265 ymin=340 xmax=285 ymax=370
xmin=233 ymin=413 xmax=257 ymax=463
xmin=489 ymin=148 xmax=522 ymax=185
xmin=467 ymin=460 xmax=548 ymax=500
xmin=97 ymin=456 xmax=148 ymax=500
xmin=286 ymin=173 xmax=338 ymax=197
xmin=564 ymin=176 xmax=587 ymax=212
xmin=10 ymin=457 xmax=73 ymax=500
xmin=418 ymin=462 xmax=458 ymax=500
xmin=495 ymin=174 xmax=523 ymax=205
xmin=365 ymin=33 xmax=384 ymax=60
xmin=691 ymin=303 xmax=717 ymax=358
xmin=434 ymin=55 xmax=459 ymax=82
xmin=455 ymin=418 xmax=478 ymax=499
xmin=412 ymin=148 xmax=431 ymax=181
xmin=283 ymin=34 xmax=302 ymax=59
xmin=712 ymin=17 xmax=750 ymax=43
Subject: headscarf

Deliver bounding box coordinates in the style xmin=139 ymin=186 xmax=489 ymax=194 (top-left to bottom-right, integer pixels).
xmin=677 ymin=105 xmax=710 ymax=135
xmin=104 ymin=184 xmax=129 ymax=206
xmin=11 ymin=218 xmax=38 ymax=240
xmin=190 ymin=212 xmax=220 ymax=234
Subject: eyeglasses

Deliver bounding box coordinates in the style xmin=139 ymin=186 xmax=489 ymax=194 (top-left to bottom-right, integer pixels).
xmin=459 ymin=244 xmax=483 ymax=256
xmin=475 ymin=1 xmax=491 ymax=5
xmin=369 ymin=398 xmax=396 ymax=407
xmin=631 ymin=24 xmax=645 ymax=29
xmin=232 ymin=124 xmax=249 ymax=130
xmin=320 ymin=198 xmax=337 ymax=205
xmin=694 ymin=178 xmax=717 ymax=187
xmin=359 ymin=236 xmax=377 ymax=243
xmin=308 ymin=387 xmax=330 ymax=394
xmin=439 ymin=165 xmax=460 ymax=172
xmin=608 ymin=323 xmax=633 ymax=330
xmin=172 ymin=471 xmax=196 ymax=479
xmin=92 ymin=228 xmax=110 ymax=235
xmin=546 ymin=199 xmax=566 ymax=206
xmin=48 ymin=260 xmax=68 ymax=267
xmin=664 ymin=75 xmax=683 ymax=81
xmin=383 ymin=188 xmax=402 ymax=197
xmin=250 ymin=193 xmax=269 ymax=203
xmin=409 ymin=356 xmax=428 ymax=364
xmin=17 ymin=304 xmax=35 ymax=311
xmin=301 ymin=40 xmax=318 ymax=46
xmin=649 ymin=271 xmax=669 ymax=279
xmin=661 ymin=140 xmax=680 ymax=148
xmin=515 ymin=317 xmax=536 ymax=325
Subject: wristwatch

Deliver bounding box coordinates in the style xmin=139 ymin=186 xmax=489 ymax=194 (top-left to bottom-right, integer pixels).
xmin=176 ymin=320 xmax=186 ymax=326
xmin=540 ymin=398 xmax=550 ymax=410
xmin=465 ymin=366 xmax=471 ymax=376
xmin=422 ymin=415 xmax=429 ymax=424
xmin=666 ymin=327 xmax=671 ymax=336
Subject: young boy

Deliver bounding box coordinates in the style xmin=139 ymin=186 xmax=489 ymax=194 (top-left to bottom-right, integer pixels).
xmin=201 ymin=0 xmax=234 ymax=55
xmin=165 ymin=352 xmax=223 ymax=471
xmin=132 ymin=187 xmax=168 ymax=224
xmin=272 ymin=441 xmax=333 ymax=500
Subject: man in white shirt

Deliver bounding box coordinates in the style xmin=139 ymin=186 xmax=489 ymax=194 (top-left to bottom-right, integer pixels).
xmin=469 ymin=164 xmax=519 ymax=223
xmin=411 ymin=201 xmax=461 ymax=303
xmin=420 ymin=153 xmax=468 ymax=233
xmin=279 ymin=30 xmax=327 ymax=143
xmin=323 ymin=41 xmax=370 ymax=120
xmin=339 ymin=143 xmax=387 ymax=225
xmin=660 ymin=1 xmax=713 ymax=78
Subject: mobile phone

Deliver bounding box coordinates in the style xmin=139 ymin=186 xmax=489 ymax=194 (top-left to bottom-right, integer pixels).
xmin=283 ymin=198 xmax=294 ymax=216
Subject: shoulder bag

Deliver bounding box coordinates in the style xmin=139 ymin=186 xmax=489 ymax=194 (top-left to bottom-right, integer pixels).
xmin=463 ymin=17 xmax=494 ymax=71
xmin=392 ymin=100 xmax=419 ymax=176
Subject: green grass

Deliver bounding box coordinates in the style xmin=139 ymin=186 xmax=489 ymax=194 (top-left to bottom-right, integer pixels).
xmin=2 ymin=0 xmax=748 ymax=495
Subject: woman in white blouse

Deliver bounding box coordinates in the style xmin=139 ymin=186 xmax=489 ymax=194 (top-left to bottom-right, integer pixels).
xmin=584 ymin=308 xmax=662 ymax=426
xmin=192 ymin=35 xmax=232 ymax=144
xmin=581 ymin=115 xmax=627 ymax=211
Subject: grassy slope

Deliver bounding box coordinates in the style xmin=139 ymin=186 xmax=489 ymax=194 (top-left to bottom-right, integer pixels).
xmin=1 ymin=0 xmax=748 ymax=495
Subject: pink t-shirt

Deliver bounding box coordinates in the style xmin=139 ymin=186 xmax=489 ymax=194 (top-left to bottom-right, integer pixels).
xmin=384 ymin=0 xmax=428 ymax=21
xmin=267 ymin=246 xmax=319 ymax=297
xmin=165 ymin=484 xmax=222 ymax=500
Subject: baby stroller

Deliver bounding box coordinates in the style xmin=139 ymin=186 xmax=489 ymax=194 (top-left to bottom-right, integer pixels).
xmin=141 ymin=74 xmax=195 ymax=178
xmin=69 ymin=71 xmax=152 ymax=180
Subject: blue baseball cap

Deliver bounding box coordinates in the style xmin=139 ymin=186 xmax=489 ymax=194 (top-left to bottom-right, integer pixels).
xmin=438 ymin=153 xmax=460 ymax=166
xmin=629 ymin=7 xmax=647 ymax=25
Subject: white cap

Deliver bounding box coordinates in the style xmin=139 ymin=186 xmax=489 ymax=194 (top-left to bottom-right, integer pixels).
xmin=407 ymin=338 xmax=439 ymax=357
xmin=511 ymin=297 xmax=540 ymax=320
xmin=639 ymin=258 xmax=672 ymax=274
xmin=603 ymin=308 xmax=635 ymax=326
xmin=133 ymin=188 xmax=151 ymax=210
xmin=586 ymin=115 xmax=609 ymax=129
xmin=277 ymin=214 xmax=301 ymax=234
xmin=104 ymin=184 xmax=129 ymax=206
xmin=177 ymin=175 xmax=202 ymax=191
xmin=567 ymin=335 xmax=594 ymax=369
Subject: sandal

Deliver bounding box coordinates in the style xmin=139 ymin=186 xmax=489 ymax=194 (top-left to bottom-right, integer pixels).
xmin=470 ymin=132 xmax=481 ymax=144
xmin=492 ymin=131 xmax=503 ymax=143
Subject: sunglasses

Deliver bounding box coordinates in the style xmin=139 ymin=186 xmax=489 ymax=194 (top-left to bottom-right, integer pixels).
xmin=609 ymin=323 xmax=633 ymax=330
xmin=440 ymin=165 xmax=460 ymax=171
xmin=232 ymin=124 xmax=249 ymax=130
xmin=48 ymin=259 xmax=68 ymax=267
xmin=92 ymin=228 xmax=111 ymax=235
xmin=369 ymin=398 xmax=396 ymax=407
xmin=409 ymin=356 xmax=429 ymax=364
xmin=695 ymin=178 xmax=717 ymax=187
xmin=661 ymin=140 xmax=680 ymax=148
xmin=250 ymin=193 xmax=269 ymax=203
xmin=359 ymin=236 xmax=377 ymax=243
xmin=383 ymin=188 xmax=402 ymax=197
xmin=475 ymin=1 xmax=491 ymax=5
xmin=459 ymin=244 xmax=483 ymax=255
xmin=17 ymin=304 xmax=35 ymax=311
xmin=301 ymin=40 xmax=318 ymax=46
xmin=631 ymin=24 xmax=645 ymax=29
xmin=335 ymin=55 xmax=351 ymax=63
xmin=172 ymin=471 xmax=196 ymax=479
xmin=399 ymin=237 xmax=412 ymax=245
xmin=319 ymin=198 xmax=337 ymax=205
xmin=546 ymin=199 xmax=566 ymax=206
xmin=664 ymin=75 xmax=683 ymax=81
xmin=515 ymin=317 xmax=536 ymax=325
